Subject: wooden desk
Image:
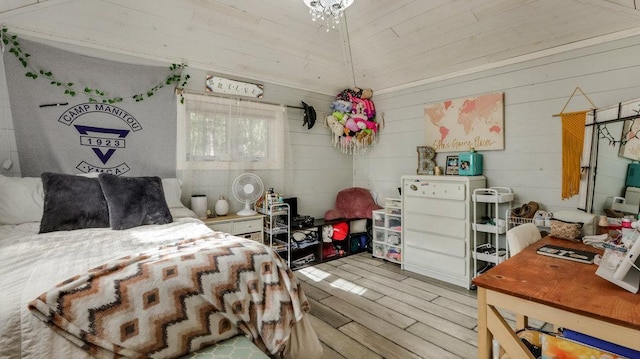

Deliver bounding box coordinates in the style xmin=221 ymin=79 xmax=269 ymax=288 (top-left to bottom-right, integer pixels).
xmin=472 ymin=236 xmax=640 ymax=358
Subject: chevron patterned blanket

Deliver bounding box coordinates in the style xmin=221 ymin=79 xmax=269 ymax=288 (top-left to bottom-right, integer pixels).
xmin=28 ymin=233 xmax=309 ymax=359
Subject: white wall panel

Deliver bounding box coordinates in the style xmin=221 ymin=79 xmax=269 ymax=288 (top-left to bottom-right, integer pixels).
xmin=357 ymin=34 xmax=640 ymax=214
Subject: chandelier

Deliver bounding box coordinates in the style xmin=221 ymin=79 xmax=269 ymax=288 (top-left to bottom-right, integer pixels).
xmin=303 ymin=0 xmax=354 ymax=31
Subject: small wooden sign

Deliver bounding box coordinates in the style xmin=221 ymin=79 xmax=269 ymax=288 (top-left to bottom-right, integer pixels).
xmin=205 ymin=75 xmax=264 ymax=98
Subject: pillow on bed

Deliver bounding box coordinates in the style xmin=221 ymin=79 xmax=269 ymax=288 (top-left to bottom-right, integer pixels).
xmin=39 ymin=172 xmax=110 ymax=233
xmin=98 ymin=173 xmax=173 ymax=230
xmin=161 ymin=178 xmax=184 ymax=208
xmin=161 ymin=178 xmax=196 ymax=218
xmin=0 ymin=174 xmax=44 ymax=225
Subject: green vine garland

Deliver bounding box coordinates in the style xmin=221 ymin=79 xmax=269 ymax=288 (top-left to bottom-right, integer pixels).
xmin=1 ymin=26 xmax=190 ymax=104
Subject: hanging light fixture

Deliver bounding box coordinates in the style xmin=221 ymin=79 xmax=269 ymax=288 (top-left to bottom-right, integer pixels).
xmin=303 ymin=0 xmax=354 ymax=31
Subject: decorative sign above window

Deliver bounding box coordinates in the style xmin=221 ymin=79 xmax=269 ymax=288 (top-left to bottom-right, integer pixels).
xmin=205 ymin=76 xmax=264 ymax=98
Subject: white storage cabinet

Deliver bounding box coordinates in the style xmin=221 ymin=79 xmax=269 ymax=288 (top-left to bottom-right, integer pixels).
xmin=401 ymin=175 xmax=486 ymax=289
xmin=372 ymin=198 xmax=402 ymax=264
xmin=472 ymin=187 xmax=514 ymax=278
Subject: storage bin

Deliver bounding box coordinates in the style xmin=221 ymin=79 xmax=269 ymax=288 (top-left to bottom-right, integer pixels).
xmin=386 ymin=245 xmax=401 ymax=262
xmin=388 ymin=218 xmax=402 ymax=230
xmin=459 ymin=149 xmax=483 ymax=176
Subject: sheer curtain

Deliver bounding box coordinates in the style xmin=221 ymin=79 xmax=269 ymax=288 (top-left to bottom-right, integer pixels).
xmin=177 ymin=92 xmax=292 ymax=214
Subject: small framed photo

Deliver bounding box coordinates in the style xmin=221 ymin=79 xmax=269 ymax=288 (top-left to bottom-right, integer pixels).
xmin=445 ymin=155 xmax=459 ymax=175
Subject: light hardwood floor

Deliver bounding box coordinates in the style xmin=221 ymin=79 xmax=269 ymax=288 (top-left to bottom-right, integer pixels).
xmin=295 ymin=252 xmax=547 ymax=359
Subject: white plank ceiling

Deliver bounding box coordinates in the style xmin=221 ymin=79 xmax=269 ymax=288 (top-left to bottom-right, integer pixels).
xmin=1 ymin=0 xmax=640 ymax=95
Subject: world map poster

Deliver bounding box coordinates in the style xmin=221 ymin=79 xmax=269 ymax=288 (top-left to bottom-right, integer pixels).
xmin=424 ymin=92 xmax=504 ymax=152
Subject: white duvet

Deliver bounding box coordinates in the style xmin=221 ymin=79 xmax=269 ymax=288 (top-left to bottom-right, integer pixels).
xmin=0 ymin=218 xmax=214 ymax=359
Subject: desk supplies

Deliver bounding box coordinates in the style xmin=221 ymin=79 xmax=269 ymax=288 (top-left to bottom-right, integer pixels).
xmin=595 ymin=227 xmax=640 ymax=293
xmin=536 ymin=245 xmax=596 ymax=264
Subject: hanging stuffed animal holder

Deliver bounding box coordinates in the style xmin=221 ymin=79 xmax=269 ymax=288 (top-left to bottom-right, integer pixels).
xmin=325 ymin=87 xmax=383 ymax=155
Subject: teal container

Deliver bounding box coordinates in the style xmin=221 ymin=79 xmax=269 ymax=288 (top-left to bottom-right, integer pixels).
xmin=458 ymin=149 xmax=483 ymax=176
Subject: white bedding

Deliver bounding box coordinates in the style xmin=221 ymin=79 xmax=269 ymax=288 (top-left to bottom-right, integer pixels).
xmin=0 ymin=217 xmax=214 ymax=359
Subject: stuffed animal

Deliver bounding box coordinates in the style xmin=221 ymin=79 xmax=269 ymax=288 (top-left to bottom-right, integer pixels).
xmin=326 ymin=115 xmax=344 ymax=137
xmin=332 ymin=100 xmax=352 ymax=113
xmin=345 ymin=117 xmax=359 ymax=132
xmin=356 ymin=129 xmax=374 ymax=145
xmin=361 ymin=88 xmax=373 ymax=99
xmin=364 ymin=120 xmax=378 ymax=132
xmin=336 ymin=88 xmax=359 ymax=101
xmin=362 ymin=99 xmax=376 ymax=119
xmin=352 ymin=101 xmax=365 ymax=115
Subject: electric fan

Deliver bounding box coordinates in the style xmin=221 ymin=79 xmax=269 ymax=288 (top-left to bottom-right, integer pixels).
xmin=232 ymin=173 xmax=264 ymax=216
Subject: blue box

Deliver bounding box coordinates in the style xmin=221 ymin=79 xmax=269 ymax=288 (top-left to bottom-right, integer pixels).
xmin=458 ymin=151 xmax=483 ymax=176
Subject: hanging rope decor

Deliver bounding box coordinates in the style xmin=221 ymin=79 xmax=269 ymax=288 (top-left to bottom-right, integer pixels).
xmin=561 ymin=110 xmax=588 ymax=199
xmin=325 ymin=87 xmax=383 ymax=155
xmin=553 ymin=87 xmax=596 ymax=200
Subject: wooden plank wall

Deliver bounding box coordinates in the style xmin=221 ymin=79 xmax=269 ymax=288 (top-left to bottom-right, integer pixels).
xmin=357 ymin=34 xmax=640 ymax=213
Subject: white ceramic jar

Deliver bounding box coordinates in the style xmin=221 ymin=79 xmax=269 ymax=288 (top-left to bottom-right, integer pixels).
xmin=215 ymin=195 xmax=229 ymax=216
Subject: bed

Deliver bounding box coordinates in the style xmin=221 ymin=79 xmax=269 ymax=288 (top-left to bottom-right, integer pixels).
xmin=0 ymin=173 xmax=322 ymax=359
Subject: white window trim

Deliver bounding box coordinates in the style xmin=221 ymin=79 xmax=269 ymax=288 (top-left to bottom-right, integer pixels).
xmin=176 ymin=92 xmax=285 ymax=171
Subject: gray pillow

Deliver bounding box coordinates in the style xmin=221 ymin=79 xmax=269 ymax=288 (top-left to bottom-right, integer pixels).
xmin=39 ymin=172 xmax=110 ymax=233
xmin=98 ymin=173 xmax=173 ymax=230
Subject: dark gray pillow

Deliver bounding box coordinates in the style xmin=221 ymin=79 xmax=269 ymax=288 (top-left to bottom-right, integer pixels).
xmin=98 ymin=174 xmax=173 ymax=230
xmin=40 ymin=172 xmax=110 ymax=233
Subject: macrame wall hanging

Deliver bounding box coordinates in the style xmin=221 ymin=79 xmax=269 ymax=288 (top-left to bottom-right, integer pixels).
xmin=553 ymin=87 xmax=597 ymax=199
xmin=325 ymin=88 xmax=383 ymax=155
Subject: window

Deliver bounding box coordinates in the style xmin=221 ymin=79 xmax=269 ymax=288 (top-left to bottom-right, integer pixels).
xmin=178 ymin=93 xmax=285 ymax=170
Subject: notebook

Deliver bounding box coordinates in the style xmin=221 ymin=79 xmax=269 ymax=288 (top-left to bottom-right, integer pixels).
xmin=536 ymin=245 xmax=597 ymax=264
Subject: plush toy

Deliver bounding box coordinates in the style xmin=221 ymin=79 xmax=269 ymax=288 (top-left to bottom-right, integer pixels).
xmin=361 ymin=88 xmax=373 ymax=99
xmin=364 ymin=120 xmax=378 ymax=132
xmin=351 ymin=112 xmax=367 ymax=121
xmin=326 ymin=115 xmax=344 ymax=137
xmin=351 ymin=87 xmax=364 ymax=98
xmin=362 ymin=99 xmax=376 ymax=119
xmin=332 ymin=100 xmax=352 ymax=113
xmin=354 ymin=118 xmax=367 ymax=130
xmin=332 ymin=111 xmax=345 ymax=121
xmin=352 ymin=101 xmax=365 ymax=114
xmin=345 ymin=117 xmax=359 ymax=132
xmin=336 ymin=88 xmax=360 ymax=101
xmin=356 ymin=129 xmax=374 ymax=145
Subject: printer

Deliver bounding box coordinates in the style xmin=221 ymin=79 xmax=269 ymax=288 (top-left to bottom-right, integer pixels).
xmin=612 ymin=186 xmax=640 ymax=215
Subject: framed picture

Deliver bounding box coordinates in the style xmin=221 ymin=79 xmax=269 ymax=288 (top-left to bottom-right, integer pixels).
xmin=446 ymin=155 xmax=459 ymax=175
xmin=618 ymin=119 xmax=640 ymax=161
xmin=424 ymin=92 xmax=504 ymax=152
